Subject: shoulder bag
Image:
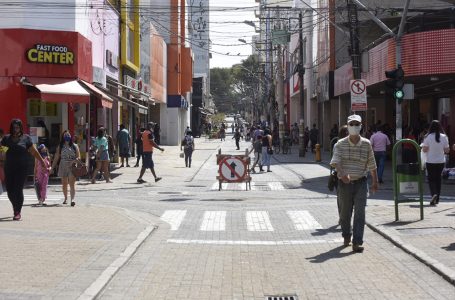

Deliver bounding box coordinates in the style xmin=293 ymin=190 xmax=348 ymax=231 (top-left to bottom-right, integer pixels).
xmin=71 ymin=160 xmax=88 ymax=177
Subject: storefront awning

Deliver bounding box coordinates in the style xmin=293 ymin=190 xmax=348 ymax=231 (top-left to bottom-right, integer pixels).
xmin=101 ymin=88 xmax=148 ymax=114
xmin=24 ymin=77 xmax=90 ymax=103
xmin=78 ymin=80 xmax=114 ymax=109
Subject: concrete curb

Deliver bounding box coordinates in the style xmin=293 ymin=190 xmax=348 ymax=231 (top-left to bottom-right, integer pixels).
xmin=366 ymin=221 xmax=455 ymax=286
xmin=77 ymin=206 xmax=159 ymax=300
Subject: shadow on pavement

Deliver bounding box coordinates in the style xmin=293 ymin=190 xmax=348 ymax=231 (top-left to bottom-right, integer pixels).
xmin=442 ymin=243 xmax=455 ymax=251
xmin=380 ymin=220 xmax=421 ymax=227
xmin=311 ymin=224 xmax=341 ymax=237
xmin=307 ymin=245 xmax=354 ymax=263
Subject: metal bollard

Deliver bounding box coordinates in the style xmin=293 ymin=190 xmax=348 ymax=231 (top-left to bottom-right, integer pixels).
xmin=315 ymin=144 xmax=321 ymax=162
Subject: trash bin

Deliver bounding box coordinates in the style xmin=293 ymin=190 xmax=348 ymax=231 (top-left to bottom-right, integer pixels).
xmin=396 ymin=163 xmax=421 ymax=194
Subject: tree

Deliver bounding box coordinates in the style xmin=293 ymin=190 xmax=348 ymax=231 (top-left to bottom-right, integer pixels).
xmin=210 ymin=68 xmax=235 ymax=113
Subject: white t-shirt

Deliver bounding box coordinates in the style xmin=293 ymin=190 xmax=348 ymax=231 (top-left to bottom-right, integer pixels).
xmin=423 ymin=133 xmax=449 ymax=164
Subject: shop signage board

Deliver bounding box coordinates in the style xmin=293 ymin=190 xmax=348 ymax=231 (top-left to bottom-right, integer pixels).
xmin=26 ymin=44 xmax=74 ymax=65
xmin=350 ymin=79 xmax=367 ymax=111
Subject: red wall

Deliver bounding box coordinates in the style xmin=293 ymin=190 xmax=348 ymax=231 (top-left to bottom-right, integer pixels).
xmin=0 ymin=28 xmax=92 ymax=80
xmin=0 ymin=28 xmax=92 ymax=132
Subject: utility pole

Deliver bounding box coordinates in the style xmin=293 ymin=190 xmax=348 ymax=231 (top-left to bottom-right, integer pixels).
xmin=347 ymin=0 xmax=361 ymax=80
xmin=277 ymin=40 xmax=285 ymax=144
xmin=298 ymin=12 xmax=306 ymax=157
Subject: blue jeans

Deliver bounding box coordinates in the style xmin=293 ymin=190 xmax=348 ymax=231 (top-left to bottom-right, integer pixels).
xmin=338 ymin=177 xmax=368 ymax=245
xmin=374 ymin=151 xmax=386 ymax=181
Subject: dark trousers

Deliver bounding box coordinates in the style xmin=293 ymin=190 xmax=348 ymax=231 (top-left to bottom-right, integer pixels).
xmin=426 ymin=163 xmax=444 ymax=197
xmin=235 ymin=139 xmax=240 ymax=149
xmin=184 ymin=148 xmax=193 ymax=167
xmin=5 ymin=163 xmax=27 ymax=214
xmin=136 ymin=153 xmax=142 ymax=166
xmin=338 ymin=177 xmax=368 ymax=245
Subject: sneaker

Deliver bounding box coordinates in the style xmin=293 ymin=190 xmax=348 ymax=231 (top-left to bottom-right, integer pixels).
xmin=352 ymin=244 xmax=364 ymax=253
xmin=137 ymin=178 xmax=146 ymax=184
xmin=155 ymin=177 xmax=162 ymax=182
xmin=13 ymin=213 xmax=21 ymax=221
xmin=430 ymin=195 xmax=437 ymax=206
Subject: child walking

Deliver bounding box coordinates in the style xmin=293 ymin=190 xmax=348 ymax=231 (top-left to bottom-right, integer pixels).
xmin=35 ymin=144 xmax=51 ymax=205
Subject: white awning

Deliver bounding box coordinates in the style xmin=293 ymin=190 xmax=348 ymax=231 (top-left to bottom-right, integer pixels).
xmin=24 ymin=77 xmax=90 ymax=103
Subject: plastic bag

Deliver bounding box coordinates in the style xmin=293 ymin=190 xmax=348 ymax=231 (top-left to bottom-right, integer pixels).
xmin=420 ymin=143 xmax=426 ymax=170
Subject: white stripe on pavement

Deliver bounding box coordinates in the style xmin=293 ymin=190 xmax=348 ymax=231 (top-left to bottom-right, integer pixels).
xmin=160 ymin=210 xmax=187 ymax=231
xmin=246 ymin=211 xmax=274 ymax=231
xmin=287 ymin=210 xmax=322 ymax=230
xmin=0 ymin=195 xmax=63 ymax=201
xmin=167 ymin=238 xmax=344 ymax=245
xmin=268 ymin=182 xmax=284 ymax=190
xmin=200 ymin=211 xmax=226 ymax=231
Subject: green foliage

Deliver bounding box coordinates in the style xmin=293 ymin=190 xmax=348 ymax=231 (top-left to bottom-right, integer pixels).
xmin=211 ymin=113 xmax=226 ymax=126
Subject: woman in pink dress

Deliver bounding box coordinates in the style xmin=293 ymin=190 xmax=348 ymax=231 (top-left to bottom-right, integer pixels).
xmin=34 ymin=144 xmax=51 ymax=205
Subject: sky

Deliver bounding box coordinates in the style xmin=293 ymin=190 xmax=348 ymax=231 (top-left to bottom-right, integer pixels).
xmin=209 ymin=0 xmax=258 ymax=68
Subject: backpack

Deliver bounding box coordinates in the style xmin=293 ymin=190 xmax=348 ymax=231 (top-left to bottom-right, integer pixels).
xmin=184 ymin=136 xmax=193 ymax=148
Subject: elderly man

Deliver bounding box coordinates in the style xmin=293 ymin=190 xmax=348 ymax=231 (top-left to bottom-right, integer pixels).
xmin=330 ymin=114 xmax=378 ymax=253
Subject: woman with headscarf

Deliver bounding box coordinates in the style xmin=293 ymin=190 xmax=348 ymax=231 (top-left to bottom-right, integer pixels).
xmin=1 ymin=119 xmax=46 ymax=220
xmin=422 ymin=120 xmax=450 ymax=205
xmin=52 ymin=130 xmax=81 ymax=206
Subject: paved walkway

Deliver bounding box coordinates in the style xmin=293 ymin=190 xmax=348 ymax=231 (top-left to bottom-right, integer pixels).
xmin=0 ymin=136 xmax=453 ymax=299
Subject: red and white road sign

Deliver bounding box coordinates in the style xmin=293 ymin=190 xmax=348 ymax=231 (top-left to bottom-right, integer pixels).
xmin=350 ymin=79 xmax=367 ymax=111
xmin=219 ymin=157 xmax=247 ymax=182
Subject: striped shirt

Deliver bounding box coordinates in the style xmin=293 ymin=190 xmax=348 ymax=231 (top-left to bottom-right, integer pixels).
xmin=330 ymin=136 xmax=376 ymax=180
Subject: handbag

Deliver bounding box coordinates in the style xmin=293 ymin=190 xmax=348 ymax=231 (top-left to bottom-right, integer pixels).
xmin=71 ymin=160 xmax=88 ymax=177
xmin=267 ymin=147 xmax=274 ymax=155
xmin=179 ymin=152 xmax=184 ymax=158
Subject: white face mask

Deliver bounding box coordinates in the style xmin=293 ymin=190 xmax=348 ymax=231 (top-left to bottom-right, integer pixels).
xmin=348 ymin=125 xmax=362 ymax=136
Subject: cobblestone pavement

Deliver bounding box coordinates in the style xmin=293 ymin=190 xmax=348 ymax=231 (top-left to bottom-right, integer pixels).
xmin=1 ymin=134 xmax=454 ymax=299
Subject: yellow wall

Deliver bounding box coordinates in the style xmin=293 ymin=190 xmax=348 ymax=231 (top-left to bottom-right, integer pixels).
xmin=120 ymin=0 xmax=140 ymax=73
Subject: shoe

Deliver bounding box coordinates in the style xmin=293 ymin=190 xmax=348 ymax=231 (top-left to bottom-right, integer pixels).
xmin=436 ymin=195 xmax=440 ymax=204
xmin=13 ymin=213 xmax=21 ymax=221
xmin=62 ymin=200 xmax=67 ymax=205
xmin=38 ymin=200 xmax=43 ymax=206
xmin=343 ymin=236 xmax=351 ymax=247
xmin=71 ymin=201 xmax=76 ymax=207
xmin=137 ymin=178 xmax=146 ymax=184
xmin=106 ymin=180 xmax=113 ymax=183
xmin=251 ymin=169 xmax=256 ymax=174
xmin=352 ymin=244 xmax=364 ymax=253
xmin=155 ymin=177 xmax=162 ymax=182
xmin=119 ymin=164 xmax=124 ymax=168
xmin=267 ymin=170 xmax=272 ymax=172
xmin=430 ymin=195 xmax=437 ymax=206
xmin=91 ymin=180 xmax=96 ymax=184
xmin=126 ymin=165 xmax=131 ymax=167
xmin=379 ymin=179 xmax=384 ymax=184
xmin=134 ymin=164 xmax=139 ymax=167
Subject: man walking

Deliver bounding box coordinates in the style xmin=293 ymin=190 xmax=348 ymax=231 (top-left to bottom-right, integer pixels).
xmin=137 ymin=122 xmax=164 ymax=183
xmin=116 ymin=124 xmax=131 ymax=167
xmin=330 ymin=114 xmax=378 ymax=253
xmin=369 ymin=126 xmax=391 ymax=184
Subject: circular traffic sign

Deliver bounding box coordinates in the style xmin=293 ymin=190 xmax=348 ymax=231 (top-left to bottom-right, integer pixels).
xmin=351 ymin=80 xmax=366 ymax=95
xmin=219 ymin=156 xmax=247 ymax=182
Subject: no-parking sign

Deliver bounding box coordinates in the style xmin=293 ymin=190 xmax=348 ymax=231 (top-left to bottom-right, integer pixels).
xmin=350 ymin=79 xmax=367 ymax=111
xmin=219 ymin=156 xmax=247 ymax=182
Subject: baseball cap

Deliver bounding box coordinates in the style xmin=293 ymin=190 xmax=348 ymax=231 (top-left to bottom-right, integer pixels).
xmin=347 ymin=114 xmax=362 ymax=124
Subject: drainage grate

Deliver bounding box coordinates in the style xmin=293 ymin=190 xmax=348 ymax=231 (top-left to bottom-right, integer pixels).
xmin=265 ymin=295 xmax=298 ymax=300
